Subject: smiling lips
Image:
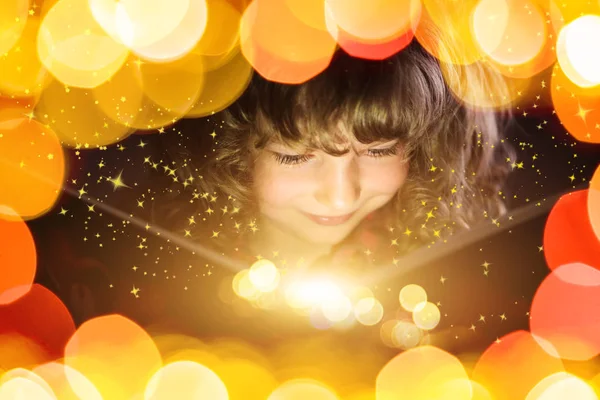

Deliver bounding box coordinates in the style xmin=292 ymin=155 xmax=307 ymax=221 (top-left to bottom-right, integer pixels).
xmin=303 ymin=211 xmax=354 ymax=226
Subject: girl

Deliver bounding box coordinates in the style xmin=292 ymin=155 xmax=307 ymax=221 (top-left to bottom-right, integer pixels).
xmin=162 ymin=38 xmax=515 ymax=274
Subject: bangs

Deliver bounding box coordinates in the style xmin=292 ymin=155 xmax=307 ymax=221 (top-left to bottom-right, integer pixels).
xmin=239 ymin=41 xmax=461 ymax=155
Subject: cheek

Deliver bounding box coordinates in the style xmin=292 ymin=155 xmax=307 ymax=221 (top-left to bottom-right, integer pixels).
xmin=254 ymin=163 xmax=310 ymax=207
xmin=362 ymin=159 xmax=409 ymax=194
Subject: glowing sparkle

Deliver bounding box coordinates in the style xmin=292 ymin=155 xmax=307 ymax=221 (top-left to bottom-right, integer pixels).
xmin=108 ymin=171 xmax=130 ymax=191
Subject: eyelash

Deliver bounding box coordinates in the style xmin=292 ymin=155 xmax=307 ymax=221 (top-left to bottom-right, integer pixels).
xmin=272 ymin=146 xmax=398 ymax=165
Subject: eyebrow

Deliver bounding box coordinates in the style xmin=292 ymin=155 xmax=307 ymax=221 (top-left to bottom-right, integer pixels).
xmin=331 ymin=139 xmax=400 ymax=155
xmin=266 ymin=138 xmax=399 ymax=155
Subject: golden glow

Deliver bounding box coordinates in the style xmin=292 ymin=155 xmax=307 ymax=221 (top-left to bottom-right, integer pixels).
xmin=64 ymin=315 xmax=163 ymax=399
xmin=145 ymin=361 xmax=228 ymax=400
xmin=588 ymin=165 xmax=600 ymax=240
xmin=34 ymin=362 xmax=103 ymax=400
xmin=325 ymin=0 xmax=419 ymax=40
xmin=0 ymin=377 xmax=56 ymax=399
xmin=526 ymin=372 xmax=598 ymax=400
xmin=0 ymin=217 xmax=36 ymax=305
xmin=391 ymin=320 xmax=423 ymax=350
xmin=0 ymin=0 xmax=29 ymax=55
xmin=267 ymin=378 xmax=339 ymax=400
xmin=399 ymin=284 xmax=427 ymax=312
xmin=240 ymin=0 xmax=336 ymax=83
xmin=186 ymin=50 xmax=253 ymax=118
xmin=557 ymin=15 xmax=600 ymax=88
xmin=412 ymin=301 xmax=441 ymax=330
xmin=233 ymin=269 xmax=261 ymax=301
xmin=321 ymin=294 xmax=353 ymax=323
xmin=377 ymin=346 xmax=472 ymax=399
xmin=354 ymin=297 xmax=384 ymax=326
xmin=0 ymin=17 xmax=49 ymax=97
xmin=0 ymin=117 xmax=65 ymax=220
xmin=37 ymin=0 xmax=129 ymax=88
xmin=473 ymin=0 xmax=546 ymax=67
xmin=248 ymin=259 xmax=280 ymax=293
xmin=90 ymin=0 xmax=208 ymax=61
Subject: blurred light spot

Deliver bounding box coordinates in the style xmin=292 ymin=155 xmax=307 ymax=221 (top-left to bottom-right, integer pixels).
xmin=34 ymin=362 xmax=102 ymax=400
xmin=213 ymin=358 xmax=278 ymax=400
xmin=472 ymin=330 xmax=565 ymax=400
xmin=376 ymin=346 xmax=472 ymax=399
xmin=0 ymin=0 xmax=29 ymax=55
xmin=92 ymin=55 xmax=204 ymax=131
xmin=416 ymin=0 xmax=483 ymax=65
xmin=194 ymin=0 xmax=240 ymax=58
xmin=90 ymin=0 xmax=188 ymax=48
xmin=232 ymin=269 xmax=261 ymax=301
xmin=391 ymin=320 xmax=423 ymax=350
xmin=0 ymin=284 xmax=75 ymax=361
xmin=412 ymin=301 xmax=441 ymax=330
xmin=65 ymin=315 xmax=163 ymax=400
xmin=0 ymin=368 xmax=54 ymax=397
xmin=249 ymin=259 xmax=280 ymax=293
xmin=526 ymin=372 xmax=598 ymax=400
xmin=530 ymin=263 xmax=600 ymax=361
xmin=321 ymin=294 xmax=353 ymax=323
xmin=0 ymin=118 xmax=65 ymax=220
xmin=35 ymin=78 xmax=133 ymax=148
xmin=186 ymin=50 xmax=253 ymax=118
xmin=0 ymin=334 xmax=49 ymax=372
xmin=557 ymin=15 xmax=600 ymax=88
xmin=145 ymin=361 xmax=228 ymax=400
xmin=0 ymin=17 xmax=50 ymax=97
xmin=379 ymin=319 xmax=399 ymax=348
xmin=354 ymin=297 xmax=384 ymax=326
xmin=470 ymin=380 xmax=493 ymax=400
xmin=0 ymin=377 xmax=55 ymax=399
xmin=267 ymin=378 xmax=339 ymax=400
xmin=285 ymin=0 xmax=328 ymax=31
xmin=332 ymin=24 xmax=416 ymax=61
xmin=37 ymin=0 xmax=129 ymax=88
xmin=310 ymin=305 xmax=334 ymax=330
xmin=549 ymin=0 xmax=600 ymax=35
xmin=550 ymin=65 xmax=600 ymax=144
xmin=588 ymin=165 xmax=600 ymax=241
xmin=284 ymin=279 xmax=344 ymax=310
xmin=0 ymin=217 xmax=36 ymax=304
xmin=90 ymin=0 xmax=208 ymax=61
xmin=128 ymin=0 xmax=208 ymax=62
xmin=240 ymin=0 xmax=336 ymax=84
xmin=543 ymin=190 xmax=600 ymax=270
xmin=399 ymin=284 xmax=427 ymax=312
xmin=325 ymin=0 xmax=419 ymax=41
xmin=473 ymin=0 xmax=546 ymax=67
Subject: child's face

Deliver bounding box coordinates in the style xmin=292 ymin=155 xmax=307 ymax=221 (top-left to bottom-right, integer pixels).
xmin=253 ymin=127 xmax=409 ymax=246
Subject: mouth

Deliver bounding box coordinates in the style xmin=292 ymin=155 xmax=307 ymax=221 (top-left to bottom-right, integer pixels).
xmin=302 ymin=211 xmax=355 ymax=226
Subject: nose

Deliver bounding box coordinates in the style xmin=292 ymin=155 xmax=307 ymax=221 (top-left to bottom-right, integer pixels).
xmin=314 ymin=155 xmax=361 ymax=211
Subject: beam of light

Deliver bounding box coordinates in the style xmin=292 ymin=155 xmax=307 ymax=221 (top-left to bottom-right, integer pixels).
xmin=361 ymin=181 xmax=590 ymax=287
xmin=9 ymin=160 xmax=249 ymax=273
xmin=14 ymin=152 xmax=590 ymax=292
xmin=61 ymin=185 xmax=250 ymax=273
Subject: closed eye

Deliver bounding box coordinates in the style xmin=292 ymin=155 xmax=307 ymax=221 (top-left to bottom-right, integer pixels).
xmin=367 ymin=146 xmax=398 ymax=158
xmin=271 ymin=143 xmax=399 ymax=165
xmin=271 ymin=153 xmax=313 ymax=165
